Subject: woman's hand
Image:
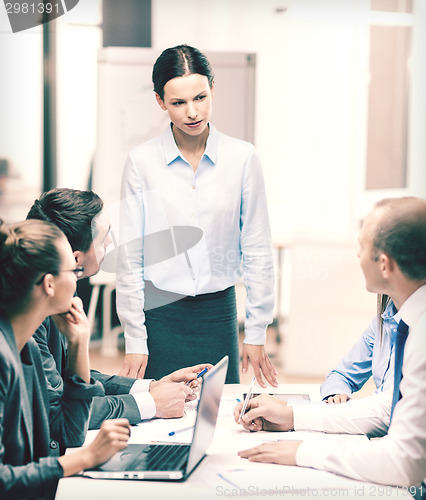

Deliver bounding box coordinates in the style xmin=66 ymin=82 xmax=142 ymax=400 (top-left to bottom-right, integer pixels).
xmin=52 ymin=297 xmax=90 ymax=346
xmin=58 ymin=419 xmax=131 ymax=477
xmin=234 ymin=394 xmax=294 ymax=432
xmin=119 ymin=353 xmax=148 ymax=379
xmin=84 ymin=419 xmax=131 ymax=467
xmin=52 ymin=297 xmax=91 ymax=382
xmin=242 ymin=344 xmax=278 ymax=388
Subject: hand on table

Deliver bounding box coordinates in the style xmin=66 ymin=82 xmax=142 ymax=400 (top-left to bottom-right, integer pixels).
xmin=238 ymin=440 xmax=302 ymax=466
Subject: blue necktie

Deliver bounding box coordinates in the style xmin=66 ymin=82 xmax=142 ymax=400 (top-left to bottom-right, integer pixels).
xmin=390 ymin=320 xmax=425 ymax=500
xmin=390 ymin=319 xmax=409 ymax=422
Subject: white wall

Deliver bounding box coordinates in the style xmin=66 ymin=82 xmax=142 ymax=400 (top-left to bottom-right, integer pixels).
xmin=152 ymin=0 xmax=359 ymax=243
xmin=152 ymin=0 xmax=426 ymax=241
xmin=0 ymin=1 xmax=102 ymax=222
xmin=56 ymin=1 xmax=102 ymax=189
xmin=0 ymin=10 xmax=42 ymax=193
xmin=283 ymin=242 xmax=375 ymax=376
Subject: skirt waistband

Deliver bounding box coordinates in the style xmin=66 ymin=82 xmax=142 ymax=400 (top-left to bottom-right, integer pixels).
xmin=144 ymin=281 xmax=235 ymax=304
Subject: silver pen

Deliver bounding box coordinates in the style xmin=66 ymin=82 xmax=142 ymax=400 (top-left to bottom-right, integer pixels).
xmin=238 ymin=376 xmax=256 ymax=424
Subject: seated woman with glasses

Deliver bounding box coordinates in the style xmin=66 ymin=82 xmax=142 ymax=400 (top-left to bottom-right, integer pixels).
xmin=0 ymin=219 xmax=131 ymax=500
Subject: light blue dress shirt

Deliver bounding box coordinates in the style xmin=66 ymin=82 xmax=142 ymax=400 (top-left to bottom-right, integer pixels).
xmin=116 ymin=123 xmax=274 ymax=355
xmin=320 ymin=301 xmax=399 ymax=399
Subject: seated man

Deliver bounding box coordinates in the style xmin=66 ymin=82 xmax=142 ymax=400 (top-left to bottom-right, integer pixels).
xmin=27 ymin=188 xmax=211 ymax=437
xmin=235 ymin=197 xmax=426 ymax=495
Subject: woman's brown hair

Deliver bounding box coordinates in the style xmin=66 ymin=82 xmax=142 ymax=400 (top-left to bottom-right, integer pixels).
xmin=0 ymin=219 xmax=64 ymax=316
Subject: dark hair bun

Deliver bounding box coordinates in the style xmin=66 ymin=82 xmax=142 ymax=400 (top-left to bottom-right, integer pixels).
xmin=0 ymin=220 xmax=19 ymax=264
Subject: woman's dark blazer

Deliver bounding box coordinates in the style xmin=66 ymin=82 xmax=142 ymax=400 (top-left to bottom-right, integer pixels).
xmin=0 ymin=315 xmax=103 ymax=500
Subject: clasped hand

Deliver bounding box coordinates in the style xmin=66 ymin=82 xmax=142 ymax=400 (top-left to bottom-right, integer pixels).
xmin=149 ymin=363 xmax=213 ymax=418
xmin=234 ymin=393 xmax=294 ymax=432
xmin=234 ymin=394 xmax=301 ymax=466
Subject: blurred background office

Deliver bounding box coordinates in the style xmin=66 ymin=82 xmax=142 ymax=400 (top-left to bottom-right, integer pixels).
xmin=1 ymin=0 xmax=425 ymax=385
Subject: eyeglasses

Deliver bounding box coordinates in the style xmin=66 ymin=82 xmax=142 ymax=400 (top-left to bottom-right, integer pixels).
xmin=35 ymin=267 xmax=85 ymax=286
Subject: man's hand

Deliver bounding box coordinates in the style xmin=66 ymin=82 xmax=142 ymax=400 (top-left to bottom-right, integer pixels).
xmin=160 ymin=363 xmax=213 ymax=393
xmin=324 ymin=393 xmax=351 ymax=404
xmin=242 ymin=344 xmax=278 ymax=388
xmin=149 ymin=381 xmax=193 ymax=418
xmin=119 ymin=353 xmax=148 ymax=379
xmin=234 ymin=394 xmax=294 ymax=432
xmin=156 ymin=364 xmax=213 ymax=404
xmin=238 ymin=440 xmax=302 ymax=466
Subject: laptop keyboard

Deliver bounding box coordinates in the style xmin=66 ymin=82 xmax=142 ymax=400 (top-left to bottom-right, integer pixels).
xmin=131 ymin=444 xmax=190 ymax=471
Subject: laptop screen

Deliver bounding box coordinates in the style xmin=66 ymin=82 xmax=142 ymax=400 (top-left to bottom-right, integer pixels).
xmin=185 ymin=355 xmax=228 ymax=475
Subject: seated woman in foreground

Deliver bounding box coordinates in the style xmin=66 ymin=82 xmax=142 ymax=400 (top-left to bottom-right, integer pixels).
xmin=0 ymin=219 xmax=130 ymax=500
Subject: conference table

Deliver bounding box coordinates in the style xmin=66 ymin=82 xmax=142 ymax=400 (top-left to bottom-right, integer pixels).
xmin=55 ymin=383 xmax=410 ymax=500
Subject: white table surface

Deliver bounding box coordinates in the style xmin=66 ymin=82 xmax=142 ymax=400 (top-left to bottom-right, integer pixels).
xmin=55 ymin=384 xmax=408 ymax=500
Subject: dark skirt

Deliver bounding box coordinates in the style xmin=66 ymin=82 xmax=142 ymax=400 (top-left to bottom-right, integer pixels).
xmin=143 ymin=283 xmax=240 ymax=383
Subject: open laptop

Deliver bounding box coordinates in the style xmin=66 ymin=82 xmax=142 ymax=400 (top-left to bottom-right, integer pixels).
xmin=82 ymin=355 xmax=228 ymax=481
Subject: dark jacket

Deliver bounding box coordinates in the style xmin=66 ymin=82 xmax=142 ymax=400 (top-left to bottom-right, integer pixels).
xmin=0 ymin=315 xmax=103 ymax=500
xmin=33 ymin=317 xmax=141 ymax=431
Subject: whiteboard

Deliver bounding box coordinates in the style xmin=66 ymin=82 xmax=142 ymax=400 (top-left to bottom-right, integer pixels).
xmin=93 ymin=47 xmax=256 ymax=208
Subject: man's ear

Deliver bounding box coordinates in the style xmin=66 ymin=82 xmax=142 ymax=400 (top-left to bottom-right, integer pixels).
xmin=74 ymin=250 xmax=82 ymax=266
xmin=379 ymin=253 xmax=394 ymax=278
xmin=155 ymin=92 xmax=167 ymax=111
xmin=210 ymin=79 xmax=215 ymax=99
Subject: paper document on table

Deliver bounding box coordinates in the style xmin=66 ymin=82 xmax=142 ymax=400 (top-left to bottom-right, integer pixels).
xmin=126 ymin=415 xmax=196 ymax=444
xmin=152 ymin=423 xmax=195 ymax=444
xmin=238 ymin=430 xmax=367 ymax=451
xmin=211 ymin=464 xmax=391 ymax=495
xmin=218 ymin=397 xmax=240 ymax=417
xmin=184 ymin=398 xmax=199 ymax=418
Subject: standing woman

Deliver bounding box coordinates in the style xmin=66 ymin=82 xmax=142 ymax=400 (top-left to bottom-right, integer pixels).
xmin=0 ymin=219 xmax=130 ymax=500
xmin=117 ymin=44 xmax=277 ymax=386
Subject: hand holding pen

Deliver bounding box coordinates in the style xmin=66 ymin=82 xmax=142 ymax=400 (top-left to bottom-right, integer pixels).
xmin=238 ymin=376 xmax=256 ymax=424
xmin=235 ymin=392 xmax=294 ymax=432
xmin=165 ymin=369 xmax=209 ymax=438
xmin=185 ymin=367 xmax=208 ymax=386
xmin=160 ymin=363 xmax=213 ymax=386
